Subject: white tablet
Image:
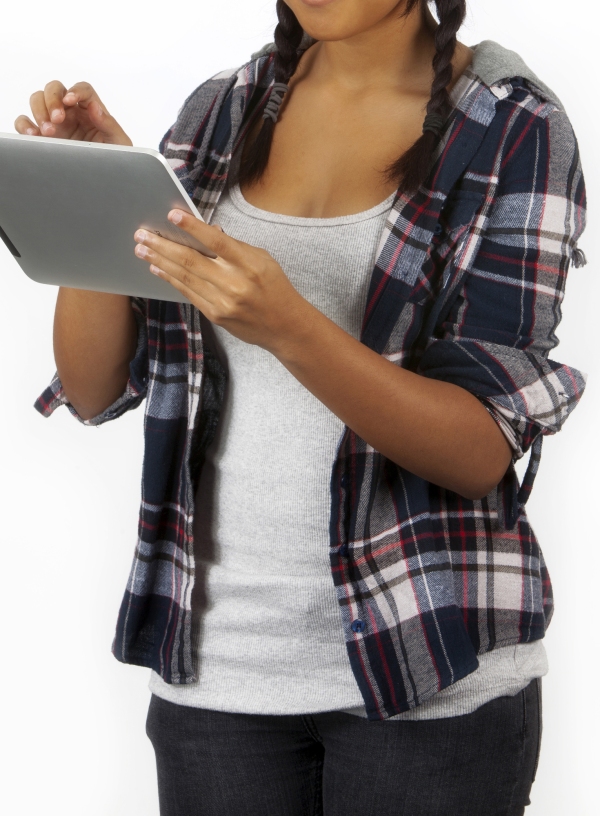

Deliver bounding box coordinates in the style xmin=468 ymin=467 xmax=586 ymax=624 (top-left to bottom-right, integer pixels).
xmin=0 ymin=131 xmax=218 ymax=304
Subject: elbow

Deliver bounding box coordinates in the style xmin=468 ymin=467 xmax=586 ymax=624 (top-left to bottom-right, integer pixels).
xmin=59 ymin=365 xmax=131 ymax=421
xmin=459 ymin=481 xmax=501 ymax=502
xmin=453 ymin=450 xmax=513 ymax=501
xmin=454 ymin=411 xmax=515 ymax=500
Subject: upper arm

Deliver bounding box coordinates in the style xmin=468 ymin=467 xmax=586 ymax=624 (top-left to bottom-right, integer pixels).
xmin=417 ymin=103 xmax=588 ymax=456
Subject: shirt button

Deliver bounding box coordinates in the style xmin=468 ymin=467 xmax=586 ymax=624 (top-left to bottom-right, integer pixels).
xmin=339 ymin=544 xmax=349 ymax=557
xmin=434 ymin=223 xmax=443 ymax=236
xmin=341 ymin=474 xmax=348 ymax=488
xmin=351 ymin=619 xmax=365 ymax=633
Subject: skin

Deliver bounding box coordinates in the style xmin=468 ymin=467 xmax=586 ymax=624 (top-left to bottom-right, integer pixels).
xmin=241 ymin=0 xmax=474 ymax=217
xmin=15 ymin=0 xmax=512 ymax=500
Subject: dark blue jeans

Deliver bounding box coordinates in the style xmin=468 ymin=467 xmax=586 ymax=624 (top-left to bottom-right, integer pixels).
xmin=145 ymin=677 xmax=542 ymax=816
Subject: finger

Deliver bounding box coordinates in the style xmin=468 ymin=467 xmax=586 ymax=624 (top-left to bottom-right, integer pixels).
xmin=63 ymin=82 xmax=130 ymax=143
xmin=63 ymin=81 xmax=105 ymax=110
xmin=168 ymin=210 xmax=242 ymax=262
xmin=148 ymin=264 xmax=215 ymax=314
xmin=150 ymin=264 xmax=217 ymax=323
xmin=44 ymin=79 xmax=68 ymax=126
xmin=134 ymin=234 xmax=221 ymax=291
xmin=14 ymin=114 xmax=41 ymax=136
xmin=29 ymin=90 xmax=54 ymax=135
xmin=63 ymin=82 xmax=109 ymax=122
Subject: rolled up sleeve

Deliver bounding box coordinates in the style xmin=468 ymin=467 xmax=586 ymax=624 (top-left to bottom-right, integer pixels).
xmin=33 ymin=296 xmax=148 ymax=426
xmin=417 ymin=105 xmax=588 ymax=460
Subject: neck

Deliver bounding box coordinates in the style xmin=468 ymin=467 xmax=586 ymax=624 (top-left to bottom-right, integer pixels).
xmin=298 ymin=4 xmax=440 ymax=95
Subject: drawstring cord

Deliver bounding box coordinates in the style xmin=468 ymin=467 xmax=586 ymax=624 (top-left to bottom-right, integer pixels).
xmin=572 ymin=246 xmax=587 ymax=268
xmin=503 ymin=434 xmax=544 ymax=529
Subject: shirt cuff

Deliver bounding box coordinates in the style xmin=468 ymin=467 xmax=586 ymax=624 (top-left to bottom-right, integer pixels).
xmin=479 ymin=398 xmax=524 ymax=460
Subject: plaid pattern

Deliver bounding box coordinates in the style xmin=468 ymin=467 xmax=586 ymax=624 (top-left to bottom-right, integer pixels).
xmin=34 ymin=41 xmax=587 ymax=720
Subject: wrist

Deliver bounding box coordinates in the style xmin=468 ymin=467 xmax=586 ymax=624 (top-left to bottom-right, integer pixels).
xmin=267 ymin=294 xmax=325 ymax=364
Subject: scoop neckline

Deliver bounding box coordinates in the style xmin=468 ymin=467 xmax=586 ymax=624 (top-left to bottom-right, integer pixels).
xmin=227 ymin=181 xmax=396 ymax=226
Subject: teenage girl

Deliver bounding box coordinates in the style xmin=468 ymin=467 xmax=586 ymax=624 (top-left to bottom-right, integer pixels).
xmin=20 ymin=1 xmax=587 ymax=815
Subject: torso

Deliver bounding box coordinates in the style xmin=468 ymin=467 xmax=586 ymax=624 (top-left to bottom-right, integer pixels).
xmin=239 ymin=41 xmax=474 ymax=219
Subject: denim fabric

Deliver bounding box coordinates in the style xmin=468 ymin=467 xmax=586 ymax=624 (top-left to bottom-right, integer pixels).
xmin=145 ymin=677 xmax=542 ymax=816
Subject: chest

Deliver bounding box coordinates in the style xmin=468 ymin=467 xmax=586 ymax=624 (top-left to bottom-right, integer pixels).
xmin=237 ymin=45 xmax=475 ymax=220
xmin=215 ymin=183 xmax=394 ymax=339
xmin=239 ymin=84 xmax=427 ymax=219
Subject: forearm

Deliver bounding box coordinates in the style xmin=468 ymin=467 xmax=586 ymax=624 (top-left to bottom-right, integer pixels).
xmin=272 ymin=300 xmax=512 ymax=500
xmin=129 ymin=210 xmax=512 ymax=497
xmin=53 ymin=288 xmax=138 ymax=420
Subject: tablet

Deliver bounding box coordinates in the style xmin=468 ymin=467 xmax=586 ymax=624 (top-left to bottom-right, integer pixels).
xmin=0 ymin=131 xmax=219 ymax=304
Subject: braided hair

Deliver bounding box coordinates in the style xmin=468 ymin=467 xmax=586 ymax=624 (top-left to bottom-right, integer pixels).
xmin=237 ymin=0 xmax=467 ymax=196
xmin=238 ymin=0 xmax=304 ymax=186
xmin=386 ymin=0 xmax=467 ymax=192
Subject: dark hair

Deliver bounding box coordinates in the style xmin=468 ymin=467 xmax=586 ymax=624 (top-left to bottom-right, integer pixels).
xmin=237 ymin=0 xmax=467 ymax=196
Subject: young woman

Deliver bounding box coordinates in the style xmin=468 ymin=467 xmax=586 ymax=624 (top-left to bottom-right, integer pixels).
xmin=21 ymin=1 xmax=587 ymax=814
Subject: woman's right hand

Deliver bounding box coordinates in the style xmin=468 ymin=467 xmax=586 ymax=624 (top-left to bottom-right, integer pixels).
xmin=14 ymin=80 xmax=132 ymax=146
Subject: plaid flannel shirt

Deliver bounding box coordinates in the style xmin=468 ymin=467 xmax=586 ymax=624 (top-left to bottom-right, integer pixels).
xmin=34 ymin=39 xmax=588 ymax=720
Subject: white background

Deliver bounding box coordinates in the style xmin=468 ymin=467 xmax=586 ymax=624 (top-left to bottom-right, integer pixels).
xmin=0 ymin=1 xmax=597 ymax=814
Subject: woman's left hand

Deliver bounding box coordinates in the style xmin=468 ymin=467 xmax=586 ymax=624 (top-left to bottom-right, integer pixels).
xmin=133 ymin=209 xmax=311 ymax=353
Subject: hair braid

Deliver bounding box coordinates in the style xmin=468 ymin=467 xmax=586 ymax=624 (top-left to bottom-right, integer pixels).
xmin=385 ymin=0 xmax=467 ymax=193
xmin=237 ymin=0 xmax=304 ymax=186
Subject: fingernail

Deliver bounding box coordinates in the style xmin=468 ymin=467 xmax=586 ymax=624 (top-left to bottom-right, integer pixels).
xmin=149 ymin=265 xmax=163 ymax=276
xmin=41 ymin=122 xmax=54 ymax=135
xmin=63 ymin=93 xmax=76 ymax=103
xmin=135 ymin=244 xmax=149 ymax=258
xmin=168 ymin=210 xmax=183 ymax=224
xmin=134 ymin=230 xmax=149 ymax=242
xmin=51 ymin=109 xmax=63 ymax=123
xmin=26 ymin=128 xmax=38 ymax=136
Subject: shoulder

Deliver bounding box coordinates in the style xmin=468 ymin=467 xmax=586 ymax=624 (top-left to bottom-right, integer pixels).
xmin=469 ymin=38 xmax=581 ymax=149
xmin=159 ymin=48 xmax=275 ymax=165
xmin=466 ymin=41 xmax=584 ymax=195
xmin=168 ymin=60 xmax=252 ymax=128
xmin=470 ymin=38 xmax=564 ymax=111
xmin=178 ymin=38 xmax=281 ymax=113
xmin=492 ymin=76 xmax=581 ymax=176
xmin=170 ymin=42 xmax=282 ymax=118
xmin=157 ymin=46 xmax=280 ymax=202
